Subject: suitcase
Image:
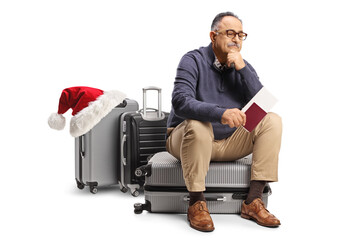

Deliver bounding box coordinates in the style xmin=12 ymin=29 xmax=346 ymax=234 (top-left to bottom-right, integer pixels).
xmin=75 ymin=99 xmax=138 ymax=193
xmin=134 ymin=151 xmax=271 ymax=214
xmin=119 ymin=87 xmax=169 ymax=196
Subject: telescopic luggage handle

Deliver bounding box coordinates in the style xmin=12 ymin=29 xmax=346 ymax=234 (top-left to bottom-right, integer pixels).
xmin=141 ymin=86 xmax=165 ymax=121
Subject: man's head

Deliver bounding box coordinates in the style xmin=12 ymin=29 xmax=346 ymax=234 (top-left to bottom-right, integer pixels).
xmin=210 ymin=12 xmax=247 ymax=63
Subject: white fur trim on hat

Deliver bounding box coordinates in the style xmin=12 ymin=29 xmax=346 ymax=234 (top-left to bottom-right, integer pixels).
xmin=69 ymin=90 xmax=126 ymax=137
xmin=48 ymin=113 xmax=66 ymax=130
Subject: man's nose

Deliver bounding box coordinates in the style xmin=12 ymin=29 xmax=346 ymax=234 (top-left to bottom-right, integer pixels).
xmin=232 ymin=36 xmax=240 ymax=44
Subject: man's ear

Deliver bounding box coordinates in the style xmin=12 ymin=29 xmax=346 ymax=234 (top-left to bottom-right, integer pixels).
xmin=210 ymin=31 xmax=217 ymax=43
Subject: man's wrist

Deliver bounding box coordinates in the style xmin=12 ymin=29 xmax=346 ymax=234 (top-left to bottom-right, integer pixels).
xmin=235 ymin=58 xmax=246 ymax=70
xmin=235 ymin=63 xmax=246 ymax=71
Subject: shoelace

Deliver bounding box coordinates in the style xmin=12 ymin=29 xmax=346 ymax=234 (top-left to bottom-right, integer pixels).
xmin=198 ymin=203 xmax=210 ymax=214
xmin=256 ymin=200 xmax=275 ymax=218
xmin=254 ymin=199 xmax=271 ymax=214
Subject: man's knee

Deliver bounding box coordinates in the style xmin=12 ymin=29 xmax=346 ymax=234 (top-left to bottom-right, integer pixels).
xmin=263 ymin=112 xmax=282 ymax=133
xmin=264 ymin=112 xmax=281 ymax=125
xmin=183 ymin=119 xmax=214 ymax=142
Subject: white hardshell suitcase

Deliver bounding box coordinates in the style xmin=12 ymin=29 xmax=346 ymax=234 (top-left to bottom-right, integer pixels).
xmin=134 ymin=151 xmax=271 ymax=213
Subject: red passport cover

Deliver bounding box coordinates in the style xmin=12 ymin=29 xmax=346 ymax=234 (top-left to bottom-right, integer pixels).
xmin=244 ymin=102 xmax=267 ymax=132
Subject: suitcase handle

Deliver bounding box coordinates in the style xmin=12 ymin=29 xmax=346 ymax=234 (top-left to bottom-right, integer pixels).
xmin=141 ymin=86 xmax=165 ymax=121
xmin=183 ymin=196 xmax=227 ymax=202
xmin=143 ymin=86 xmax=162 ymax=91
xmin=121 ymin=134 xmax=127 ymax=166
xmin=138 ymin=107 xmax=158 ymax=114
xmin=80 ymin=135 xmax=85 ymax=159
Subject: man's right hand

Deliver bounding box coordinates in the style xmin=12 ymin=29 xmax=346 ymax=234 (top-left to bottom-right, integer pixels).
xmin=221 ymin=108 xmax=246 ymax=128
xmin=226 ymin=49 xmax=246 ymax=71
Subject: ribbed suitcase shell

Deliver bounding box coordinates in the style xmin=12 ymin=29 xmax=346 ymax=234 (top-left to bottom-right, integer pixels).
xmin=136 ymin=151 xmax=270 ymax=214
xmin=74 ymin=99 xmax=138 ymax=194
xmin=119 ymin=87 xmax=169 ymax=196
xmin=119 ymin=111 xmax=169 ymax=196
xmin=146 ymin=151 xmax=252 ymax=188
xmin=143 ymin=191 xmax=269 ymax=214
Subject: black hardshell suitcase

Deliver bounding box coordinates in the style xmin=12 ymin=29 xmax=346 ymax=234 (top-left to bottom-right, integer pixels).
xmin=119 ymin=87 xmax=169 ymax=196
xmin=75 ymin=99 xmax=138 ymax=194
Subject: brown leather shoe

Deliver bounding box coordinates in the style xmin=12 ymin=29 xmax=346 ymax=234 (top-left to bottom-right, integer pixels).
xmin=187 ymin=201 xmax=215 ymax=232
xmin=241 ymin=198 xmax=281 ymax=227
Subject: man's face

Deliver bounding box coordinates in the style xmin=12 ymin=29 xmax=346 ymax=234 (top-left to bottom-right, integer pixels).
xmin=211 ymin=16 xmax=244 ymax=60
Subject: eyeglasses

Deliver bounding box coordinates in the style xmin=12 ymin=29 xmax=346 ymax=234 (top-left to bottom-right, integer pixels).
xmin=216 ymin=29 xmax=248 ymax=41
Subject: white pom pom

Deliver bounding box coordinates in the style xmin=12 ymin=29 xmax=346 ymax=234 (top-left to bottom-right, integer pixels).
xmin=48 ymin=113 xmax=66 ymax=130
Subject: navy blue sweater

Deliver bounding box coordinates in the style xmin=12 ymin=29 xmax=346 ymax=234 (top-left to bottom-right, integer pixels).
xmin=168 ymin=43 xmax=263 ymax=140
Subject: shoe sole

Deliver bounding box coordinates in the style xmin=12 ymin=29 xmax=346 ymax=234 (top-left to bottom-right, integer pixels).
xmin=187 ymin=216 xmax=215 ymax=232
xmin=240 ymin=213 xmax=280 ymax=228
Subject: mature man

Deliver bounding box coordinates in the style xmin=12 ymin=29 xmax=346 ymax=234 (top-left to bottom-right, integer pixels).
xmin=166 ymin=12 xmax=282 ymax=231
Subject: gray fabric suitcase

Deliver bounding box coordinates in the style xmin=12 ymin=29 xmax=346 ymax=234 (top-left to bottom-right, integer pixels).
xmin=75 ymin=99 xmax=138 ymax=193
xmin=134 ymin=151 xmax=271 ymax=214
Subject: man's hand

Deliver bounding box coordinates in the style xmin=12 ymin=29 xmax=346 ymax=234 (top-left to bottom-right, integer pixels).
xmin=221 ymin=108 xmax=246 ymax=128
xmin=227 ymin=49 xmax=246 ymax=70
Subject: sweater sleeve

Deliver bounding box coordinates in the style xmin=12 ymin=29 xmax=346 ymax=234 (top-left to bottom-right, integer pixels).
xmin=237 ymin=60 xmax=263 ymax=103
xmin=171 ymin=54 xmax=226 ymax=123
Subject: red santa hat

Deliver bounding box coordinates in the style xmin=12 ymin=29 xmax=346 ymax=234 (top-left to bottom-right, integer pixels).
xmin=48 ymin=86 xmax=126 ymax=137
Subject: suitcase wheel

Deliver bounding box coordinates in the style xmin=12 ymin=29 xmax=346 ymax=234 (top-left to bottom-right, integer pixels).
xmin=134 ymin=203 xmax=143 ymax=214
xmin=135 ymin=164 xmax=152 ymax=177
xmin=131 ymin=189 xmax=140 ymax=197
xmin=90 ymin=186 xmax=98 ymax=194
xmin=120 ymin=187 xmax=128 ymax=193
xmin=76 ymin=179 xmax=85 ymax=190
xmin=134 ymin=169 xmax=143 ymax=177
xmin=134 ymin=201 xmax=151 ymax=214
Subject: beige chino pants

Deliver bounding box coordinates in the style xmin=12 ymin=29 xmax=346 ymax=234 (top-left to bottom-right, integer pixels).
xmin=166 ymin=112 xmax=282 ymax=192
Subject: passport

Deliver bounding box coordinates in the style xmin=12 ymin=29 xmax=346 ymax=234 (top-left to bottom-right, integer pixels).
xmin=241 ymin=87 xmax=278 ymax=132
xmin=243 ymin=102 xmax=267 ymax=132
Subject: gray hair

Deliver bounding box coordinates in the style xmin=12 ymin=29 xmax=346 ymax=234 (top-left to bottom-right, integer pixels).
xmin=211 ymin=12 xmax=242 ymax=31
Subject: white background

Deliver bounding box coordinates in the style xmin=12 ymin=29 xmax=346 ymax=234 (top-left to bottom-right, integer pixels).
xmin=1 ymin=0 xmax=360 ymax=239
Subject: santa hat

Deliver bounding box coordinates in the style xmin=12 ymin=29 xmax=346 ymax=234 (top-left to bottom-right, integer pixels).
xmin=48 ymin=86 xmax=126 ymax=137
